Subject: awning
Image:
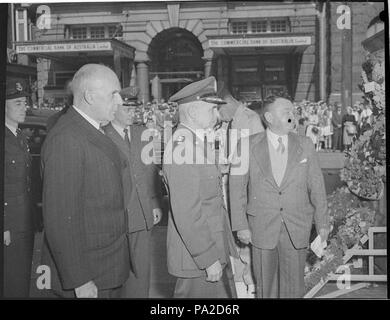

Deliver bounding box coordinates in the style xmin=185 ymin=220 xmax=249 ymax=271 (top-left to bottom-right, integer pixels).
xmin=208 ymin=33 xmax=313 ymax=55
xmin=14 ymin=38 xmax=135 ymax=60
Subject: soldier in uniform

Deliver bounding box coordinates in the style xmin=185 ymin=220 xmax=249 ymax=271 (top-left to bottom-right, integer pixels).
xmin=103 ymin=87 xmax=163 ymax=298
xmin=163 ymin=76 xmax=238 ymax=298
xmin=4 ymin=80 xmax=35 ymax=297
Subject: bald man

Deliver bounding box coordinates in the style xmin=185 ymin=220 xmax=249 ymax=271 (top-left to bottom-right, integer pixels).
xmin=41 ymin=64 xmax=130 ymax=298
xmin=229 ymin=96 xmax=329 ymax=298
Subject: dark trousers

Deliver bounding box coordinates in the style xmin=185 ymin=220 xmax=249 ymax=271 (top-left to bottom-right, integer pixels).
xmin=251 ymin=222 xmax=307 ymax=298
xmin=173 ymin=264 xmax=237 ymax=298
xmin=120 ymin=229 xmax=152 ymax=298
xmin=4 ymin=232 xmax=34 ymax=298
xmin=332 ymin=128 xmax=343 ymax=151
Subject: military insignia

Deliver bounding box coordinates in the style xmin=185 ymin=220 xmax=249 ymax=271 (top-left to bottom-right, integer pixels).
xmin=15 ymin=82 xmax=23 ymax=92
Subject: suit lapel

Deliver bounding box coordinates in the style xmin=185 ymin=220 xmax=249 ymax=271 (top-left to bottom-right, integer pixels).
xmin=280 ymin=132 xmax=303 ymax=189
xmin=251 ymin=133 xmax=278 ymax=190
xmin=104 ymin=123 xmax=131 ymax=161
xmin=69 ymin=107 xmax=123 ymax=174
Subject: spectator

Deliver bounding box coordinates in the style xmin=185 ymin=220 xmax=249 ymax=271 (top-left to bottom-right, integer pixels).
xmin=322 ymin=109 xmax=333 ymax=150
xmin=331 ymin=105 xmax=343 ymax=151
xmin=306 ymin=107 xmax=320 ymax=150
xmin=342 ymin=106 xmax=357 ymax=151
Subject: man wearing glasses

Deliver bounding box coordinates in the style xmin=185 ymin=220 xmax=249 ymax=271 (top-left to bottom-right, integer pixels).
xmin=4 ymin=80 xmax=35 ymax=297
xmin=103 ymin=88 xmax=163 ymax=298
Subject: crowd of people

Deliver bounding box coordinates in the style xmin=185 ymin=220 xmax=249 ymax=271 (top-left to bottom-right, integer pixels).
xmin=292 ymin=100 xmax=374 ymax=152
xmin=8 ymin=63 xmax=372 ymax=299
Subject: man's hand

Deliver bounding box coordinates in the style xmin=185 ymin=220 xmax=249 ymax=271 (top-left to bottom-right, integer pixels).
xmin=237 ymin=229 xmax=252 ymax=245
xmin=152 ymin=208 xmax=163 ymax=225
xmin=319 ymin=228 xmax=329 ymax=243
xmin=74 ymin=281 xmax=98 ymax=298
xmin=4 ymin=231 xmax=11 ymax=246
xmin=205 ymin=260 xmax=222 ymax=282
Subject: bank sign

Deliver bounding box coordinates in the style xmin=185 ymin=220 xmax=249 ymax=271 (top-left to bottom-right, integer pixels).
xmin=209 ymin=36 xmax=311 ymax=48
xmin=16 ymin=41 xmax=112 ymax=54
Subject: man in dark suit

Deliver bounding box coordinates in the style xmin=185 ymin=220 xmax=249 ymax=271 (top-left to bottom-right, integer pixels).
xmin=332 ymin=105 xmax=343 ymax=151
xmin=41 ymin=64 xmax=130 ymax=298
xmin=230 ymin=96 xmax=329 ymax=298
xmin=103 ymin=89 xmax=163 ymax=298
xmin=163 ymin=77 xmax=238 ymax=298
xmin=4 ymin=80 xmax=35 ymax=297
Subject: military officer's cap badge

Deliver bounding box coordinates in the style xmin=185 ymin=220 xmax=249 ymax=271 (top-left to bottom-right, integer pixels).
xmin=6 ymin=80 xmax=30 ymax=100
xmin=169 ymin=76 xmax=226 ymax=105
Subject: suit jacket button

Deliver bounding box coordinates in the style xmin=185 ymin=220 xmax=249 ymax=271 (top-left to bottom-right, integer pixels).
xmin=4 ymin=202 xmax=7 ymax=206
xmin=11 ymin=160 xmax=15 ymax=164
xmin=279 ymin=192 xmax=282 ymax=195
xmin=280 ymin=208 xmax=283 ymax=211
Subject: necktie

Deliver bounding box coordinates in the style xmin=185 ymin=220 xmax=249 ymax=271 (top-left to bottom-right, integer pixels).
xmin=16 ymin=128 xmax=24 ymax=149
xmin=277 ymin=136 xmax=285 ymax=154
xmin=123 ymin=128 xmax=131 ymax=149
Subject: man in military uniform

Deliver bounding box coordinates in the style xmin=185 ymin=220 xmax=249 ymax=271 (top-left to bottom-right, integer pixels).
xmin=163 ymin=76 xmax=238 ymax=298
xmin=4 ymin=80 xmax=35 ymax=297
xmin=103 ymin=87 xmax=163 ymax=298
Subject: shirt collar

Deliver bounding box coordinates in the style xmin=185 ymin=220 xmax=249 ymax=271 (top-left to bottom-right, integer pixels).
xmin=266 ymin=128 xmax=288 ymax=150
xmin=111 ymin=122 xmax=130 ymax=140
xmin=72 ymin=105 xmax=101 ymax=131
xmin=5 ymin=123 xmax=18 ymax=136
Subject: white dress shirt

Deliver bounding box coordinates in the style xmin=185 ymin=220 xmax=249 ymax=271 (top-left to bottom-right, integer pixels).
xmin=72 ymin=105 xmax=101 ymax=131
xmin=266 ymin=128 xmax=288 ymax=186
xmin=111 ymin=122 xmax=131 ymax=142
xmin=266 ymin=128 xmax=288 ymax=151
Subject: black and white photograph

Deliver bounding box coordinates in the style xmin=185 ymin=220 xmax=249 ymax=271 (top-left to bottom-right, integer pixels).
xmin=1 ymin=0 xmax=388 ymax=303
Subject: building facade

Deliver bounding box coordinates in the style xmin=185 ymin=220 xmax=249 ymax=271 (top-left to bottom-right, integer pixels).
xmin=12 ymin=1 xmax=384 ymax=106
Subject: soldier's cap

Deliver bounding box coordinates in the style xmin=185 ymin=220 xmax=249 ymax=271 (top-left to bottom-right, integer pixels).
xmin=120 ymin=86 xmax=139 ymax=103
xmin=6 ymin=80 xmax=30 ymax=100
xmin=169 ymin=76 xmax=226 ymax=105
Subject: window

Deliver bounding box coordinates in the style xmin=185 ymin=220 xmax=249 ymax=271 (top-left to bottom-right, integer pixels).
xmin=230 ymin=18 xmax=290 ymax=34
xmin=108 ymin=25 xmax=123 ymax=38
xmin=90 ymin=26 xmax=105 ymax=39
xmin=270 ymin=19 xmax=288 ymax=32
xmin=15 ymin=9 xmax=28 ymax=41
xmin=71 ymin=27 xmax=87 ymax=39
xmin=231 ymin=21 xmax=248 ymax=34
xmin=69 ymin=25 xmax=122 ymax=40
xmin=251 ymin=21 xmax=267 ymax=33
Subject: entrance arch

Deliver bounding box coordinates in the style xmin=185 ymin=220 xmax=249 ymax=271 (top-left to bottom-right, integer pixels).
xmin=148 ymin=28 xmax=204 ymax=100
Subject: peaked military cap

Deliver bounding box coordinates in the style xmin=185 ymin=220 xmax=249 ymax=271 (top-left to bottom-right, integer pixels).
xmin=120 ymin=86 xmax=139 ymax=106
xmin=6 ymin=80 xmax=30 ymax=100
xmin=169 ymin=76 xmax=226 ymax=105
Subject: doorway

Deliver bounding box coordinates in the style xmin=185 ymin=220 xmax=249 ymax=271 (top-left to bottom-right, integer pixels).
xmin=148 ymin=28 xmax=204 ymax=101
xmin=231 ymin=54 xmax=291 ymax=102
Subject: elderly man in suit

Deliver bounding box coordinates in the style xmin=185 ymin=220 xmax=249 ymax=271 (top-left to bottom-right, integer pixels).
xmin=163 ymin=77 xmax=238 ymax=298
xmin=4 ymin=80 xmax=35 ymax=297
xmin=41 ymin=64 xmax=130 ymax=298
xmin=229 ymin=96 xmax=329 ymax=298
xmin=103 ymin=89 xmax=163 ymax=298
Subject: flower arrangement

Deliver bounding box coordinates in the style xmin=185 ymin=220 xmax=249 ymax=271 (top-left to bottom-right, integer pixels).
xmin=341 ymin=54 xmax=386 ymax=200
xmin=304 ymin=187 xmax=376 ymax=292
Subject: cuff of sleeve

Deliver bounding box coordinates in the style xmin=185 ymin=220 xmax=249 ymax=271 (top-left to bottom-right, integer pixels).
xmin=232 ymin=220 xmax=249 ymax=232
xmin=192 ymin=244 xmax=220 ymax=270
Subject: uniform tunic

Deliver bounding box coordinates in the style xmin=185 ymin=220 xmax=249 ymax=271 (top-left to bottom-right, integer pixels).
xmin=4 ymin=127 xmax=35 ymax=297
